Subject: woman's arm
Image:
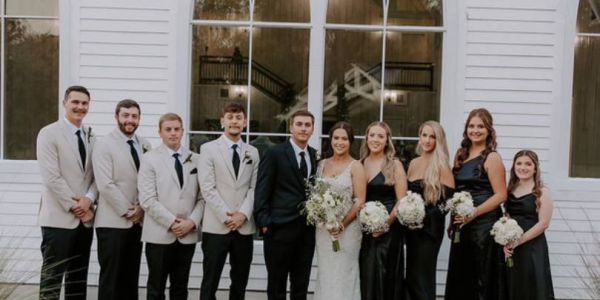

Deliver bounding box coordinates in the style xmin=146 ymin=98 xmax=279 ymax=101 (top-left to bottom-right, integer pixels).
xmin=342 ymin=161 xmax=367 ymax=229
xmin=390 ymin=160 xmax=408 ymax=223
xmin=505 ymin=187 xmax=553 ymax=256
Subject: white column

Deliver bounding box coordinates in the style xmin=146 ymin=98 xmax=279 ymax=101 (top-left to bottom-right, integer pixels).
xmin=307 ymin=0 xmax=328 ymax=150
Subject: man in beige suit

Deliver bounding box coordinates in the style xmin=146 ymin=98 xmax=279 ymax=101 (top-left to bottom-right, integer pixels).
xmin=36 ymin=85 xmax=97 ymax=300
xmin=138 ymin=112 xmax=204 ymax=300
xmin=93 ymin=99 xmax=151 ymax=300
xmin=198 ymin=103 xmax=259 ymax=300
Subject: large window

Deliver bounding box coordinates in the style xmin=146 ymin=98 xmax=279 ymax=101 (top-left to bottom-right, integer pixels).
xmin=571 ymin=0 xmax=600 ymax=177
xmin=0 ymin=0 xmax=59 ymax=159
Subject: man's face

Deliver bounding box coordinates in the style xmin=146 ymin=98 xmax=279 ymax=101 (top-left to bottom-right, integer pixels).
xmin=63 ymin=91 xmax=90 ymax=125
xmin=116 ymin=107 xmax=140 ymax=136
xmin=159 ymin=120 xmax=183 ymax=150
xmin=290 ymin=115 xmax=314 ymax=145
xmin=221 ymin=112 xmax=246 ymax=138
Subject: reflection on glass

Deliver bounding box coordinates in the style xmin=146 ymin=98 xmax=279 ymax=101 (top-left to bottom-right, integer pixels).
xmin=577 ymin=0 xmax=600 ymax=34
xmin=254 ymin=0 xmax=310 ymax=23
xmin=190 ymin=26 xmax=250 ymax=132
xmin=5 ymin=0 xmax=58 ymax=17
xmin=194 ymin=0 xmax=250 ymax=21
xmin=387 ymin=0 xmax=442 ymax=27
xmin=252 ymin=28 xmax=310 ymax=133
xmin=323 ymin=30 xmax=383 ymax=135
xmin=393 ymin=139 xmax=417 ymax=170
xmin=383 ymin=32 xmax=442 ymax=137
xmin=249 ymin=135 xmax=287 ymax=158
xmin=4 ymin=19 xmax=59 ymax=159
xmin=327 ymin=0 xmax=383 ymax=25
xmin=189 ymin=133 xmax=222 ymax=153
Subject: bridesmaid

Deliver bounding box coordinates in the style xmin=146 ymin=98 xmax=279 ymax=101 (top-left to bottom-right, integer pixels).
xmin=405 ymin=121 xmax=454 ymax=300
xmin=359 ymin=121 xmax=407 ymax=300
xmin=445 ymin=108 xmax=507 ymax=300
xmin=504 ymin=150 xmax=554 ymax=300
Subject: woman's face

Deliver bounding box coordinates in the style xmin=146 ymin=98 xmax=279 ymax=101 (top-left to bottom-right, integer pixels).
xmin=466 ymin=116 xmax=488 ymax=144
xmin=514 ymin=155 xmax=535 ymax=181
xmin=367 ymin=125 xmax=387 ymax=155
xmin=331 ymin=128 xmax=350 ymax=156
xmin=419 ymin=125 xmax=436 ymax=153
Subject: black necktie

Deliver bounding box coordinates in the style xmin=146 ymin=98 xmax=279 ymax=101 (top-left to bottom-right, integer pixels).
xmin=232 ymin=144 xmax=240 ymax=178
xmin=75 ymin=130 xmax=86 ymax=170
xmin=173 ymin=153 xmax=183 ymax=188
xmin=127 ymin=140 xmax=140 ymax=171
xmin=299 ymin=151 xmax=308 ymax=179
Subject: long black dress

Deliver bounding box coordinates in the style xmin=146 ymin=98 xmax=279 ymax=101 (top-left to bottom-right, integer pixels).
xmin=445 ymin=155 xmax=506 ymax=300
xmin=406 ymin=180 xmax=454 ymax=300
xmin=359 ymin=172 xmax=404 ymax=300
xmin=505 ymin=193 xmax=554 ymax=300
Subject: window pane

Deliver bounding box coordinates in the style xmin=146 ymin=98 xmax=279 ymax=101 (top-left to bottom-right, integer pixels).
xmin=4 ymin=19 xmax=59 ymax=159
xmin=194 ymin=0 xmax=250 ymax=21
xmin=249 ymin=135 xmax=287 ymax=158
xmin=190 ymin=26 xmax=250 ymax=132
xmin=393 ymin=139 xmax=417 ymax=170
xmin=5 ymin=0 xmax=58 ymax=17
xmin=251 ymin=28 xmax=310 ymax=134
xmin=189 ymin=133 xmax=221 ymax=153
xmin=387 ymin=0 xmax=442 ymax=27
xmin=570 ymin=36 xmax=600 ymax=177
xmin=254 ymin=0 xmax=310 ymax=23
xmin=323 ymin=30 xmax=383 ymax=136
xmin=577 ymin=0 xmax=600 ymax=34
xmin=327 ymin=0 xmax=384 ymax=25
xmin=382 ymin=32 xmax=442 ymax=137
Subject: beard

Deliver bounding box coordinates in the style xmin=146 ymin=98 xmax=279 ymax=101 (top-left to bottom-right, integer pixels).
xmin=119 ymin=121 xmax=138 ymax=135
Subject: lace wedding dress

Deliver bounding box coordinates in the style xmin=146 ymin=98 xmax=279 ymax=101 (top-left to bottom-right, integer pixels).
xmin=313 ymin=160 xmax=362 ymax=300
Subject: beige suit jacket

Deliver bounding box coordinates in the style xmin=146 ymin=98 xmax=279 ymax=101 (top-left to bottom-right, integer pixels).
xmin=198 ymin=135 xmax=259 ymax=235
xmin=37 ymin=119 xmax=97 ymax=229
xmin=93 ymin=129 xmax=152 ymax=229
xmin=138 ymin=144 xmax=204 ymax=244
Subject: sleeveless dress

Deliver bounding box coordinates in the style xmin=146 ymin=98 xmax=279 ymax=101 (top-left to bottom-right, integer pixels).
xmin=406 ymin=180 xmax=454 ymax=300
xmin=314 ymin=160 xmax=362 ymax=300
xmin=445 ymin=155 xmax=506 ymax=300
xmin=505 ymin=193 xmax=554 ymax=300
xmin=359 ymin=172 xmax=404 ymax=300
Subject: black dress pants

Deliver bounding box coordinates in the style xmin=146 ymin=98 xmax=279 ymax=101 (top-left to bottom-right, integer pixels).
xmin=145 ymin=241 xmax=196 ymax=300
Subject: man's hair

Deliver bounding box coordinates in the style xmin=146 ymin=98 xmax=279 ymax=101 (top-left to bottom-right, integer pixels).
xmin=223 ymin=103 xmax=246 ymax=117
xmin=289 ymin=110 xmax=315 ymax=125
xmin=115 ymin=99 xmax=141 ymax=116
xmin=63 ymin=85 xmax=90 ymax=102
xmin=159 ymin=113 xmax=183 ymax=130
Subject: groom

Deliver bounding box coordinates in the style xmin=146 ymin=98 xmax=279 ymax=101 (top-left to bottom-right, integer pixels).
xmin=254 ymin=110 xmax=318 ymax=300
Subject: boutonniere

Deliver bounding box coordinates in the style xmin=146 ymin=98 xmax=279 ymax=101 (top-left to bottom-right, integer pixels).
xmin=142 ymin=144 xmax=150 ymax=154
xmin=183 ymin=153 xmax=193 ymax=164
xmin=87 ymin=126 xmax=94 ymax=143
xmin=315 ymin=150 xmax=321 ymax=162
xmin=242 ymin=150 xmax=252 ymax=164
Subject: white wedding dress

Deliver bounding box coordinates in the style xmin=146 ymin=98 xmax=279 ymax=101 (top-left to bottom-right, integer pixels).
xmin=314 ymin=160 xmax=362 ymax=300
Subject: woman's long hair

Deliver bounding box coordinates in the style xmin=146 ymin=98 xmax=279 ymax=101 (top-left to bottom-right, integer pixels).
xmin=416 ymin=121 xmax=450 ymax=205
xmin=454 ymin=108 xmax=497 ymax=175
xmin=324 ymin=121 xmax=354 ymax=158
xmin=508 ymin=150 xmax=543 ymax=207
xmin=360 ymin=121 xmax=397 ymax=185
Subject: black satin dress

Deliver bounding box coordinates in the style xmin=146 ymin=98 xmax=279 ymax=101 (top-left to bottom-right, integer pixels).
xmin=406 ymin=180 xmax=454 ymax=300
xmin=444 ymin=155 xmax=506 ymax=300
xmin=505 ymin=193 xmax=554 ymax=300
xmin=359 ymin=172 xmax=404 ymax=300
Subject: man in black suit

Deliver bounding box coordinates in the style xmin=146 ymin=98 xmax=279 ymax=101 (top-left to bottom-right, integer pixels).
xmin=254 ymin=110 xmax=317 ymax=300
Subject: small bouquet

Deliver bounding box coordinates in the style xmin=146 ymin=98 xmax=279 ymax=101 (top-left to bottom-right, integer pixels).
xmin=445 ymin=191 xmax=476 ymax=243
xmin=359 ymin=201 xmax=390 ymax=234
xmin=396 ymin=191 xmax=426 ymax=229
xmin=490 ymin=217 xmax=523 ymax=268
xmin=303 ymin=178 xmax=347 ymax=252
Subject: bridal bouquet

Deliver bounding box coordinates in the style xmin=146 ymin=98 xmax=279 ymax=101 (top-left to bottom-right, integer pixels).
xmin=445 ymin=191 xmax=476 ymax=243
xmin=490 ymin=217 xmax=524 ymax=268
xmin=303 ymin=178 xmax=346 ymax=252
xmin=359 ymin=201 xmax=389 ymax=234
xmin=396 ymin=191 xmax=426 ymax=229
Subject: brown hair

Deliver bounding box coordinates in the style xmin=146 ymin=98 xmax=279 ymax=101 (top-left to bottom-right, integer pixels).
xmin=324 ymin=121 xmax=354 ymax=158
xmin=454 ymin=108 xmax=497 ymax=175
xmin=223 ymin=103 xmax=246 ymax=117
xmin=115 ymin=99 xmax=140 ymax=115
xmin=508 ymin=150 xmax=544 ymax=206
xmin=63 ymin=85 xmax=90 ymax=102
xmin=289 ymin=110 xmax=315 ymax=125
xmin=158 ymin=113 xmax=183 ymax=130
xmin=360 ymin=121 xmax=398 ymax=185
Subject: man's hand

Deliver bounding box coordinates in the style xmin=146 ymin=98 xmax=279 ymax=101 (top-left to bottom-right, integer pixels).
xmin=126 ymin=205 xmax=144 ymax=224
xmin=225 ymin=212 xmax=247 ymax=231
xmin=261 ymin=227 xmax=269 ymax=235
xmin=171 ymin=218 xmax=196 ymax=238
xmin=71 ymin=196 xmax=93 ymax=218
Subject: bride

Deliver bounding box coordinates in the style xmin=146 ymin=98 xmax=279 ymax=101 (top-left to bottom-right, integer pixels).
xmin=314 ymin=121 xmax=366 ymax=300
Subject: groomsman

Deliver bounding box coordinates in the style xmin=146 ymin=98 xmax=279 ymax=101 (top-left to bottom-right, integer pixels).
xmin=254 ymin=110 xmax=318 ymax=300
xmin=198 ymin=103 xmax=259 ymax=300
xmin=138 ymin=112 xmax=204 ymax=300
xmin=36 ymin=85 xmax=97 ymax=300
xmin=92 ymin=99 xmax=151 ymax=300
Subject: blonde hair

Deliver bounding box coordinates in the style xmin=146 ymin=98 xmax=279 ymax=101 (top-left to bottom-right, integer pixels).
xmin=360 ymin=121 xmax=397 ymax=185
xmin=416 ymin=121 xmax=450 ymax=205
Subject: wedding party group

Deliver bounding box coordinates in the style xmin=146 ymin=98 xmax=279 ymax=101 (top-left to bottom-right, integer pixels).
xmin=36 ymin=85 xmax=554 ymax=300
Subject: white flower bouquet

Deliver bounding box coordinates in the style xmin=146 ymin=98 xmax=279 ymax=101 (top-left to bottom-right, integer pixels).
xmin=445 ymin=191 xmax=476 ymax=243
xmin=396 ymin=191 xmax=426 ymax=229
xmin=359 ymin=201 xmax=390 ymax=234
xmin=490 ymin=217 xmax=524 ymax=268
xmin=303 ymin=178 xmax=347 ymax=252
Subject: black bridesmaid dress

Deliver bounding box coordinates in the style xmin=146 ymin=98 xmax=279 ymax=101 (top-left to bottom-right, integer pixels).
xmin=405 ymin=180 xmax=453 ymax=300
xmin=444 ymin=155 xmax=506 ymax=300
xmin=505 ymin=192 xmax=554 ymax=300
xmin=359 ymin=172 xmax=404 ymax=300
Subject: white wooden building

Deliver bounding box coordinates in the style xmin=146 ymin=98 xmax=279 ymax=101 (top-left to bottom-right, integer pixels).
xmin=1 ymin=0 xmax=599 ymax=298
